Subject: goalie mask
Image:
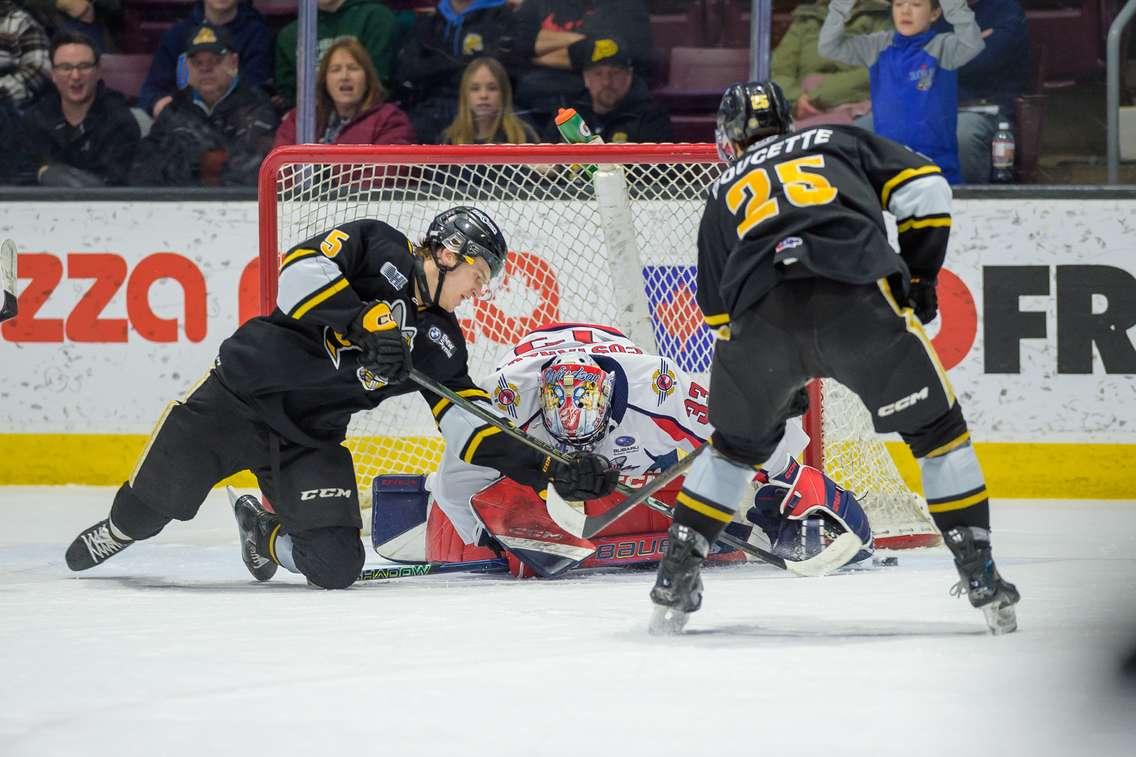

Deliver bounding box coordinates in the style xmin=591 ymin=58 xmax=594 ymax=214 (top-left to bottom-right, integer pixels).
xmin=715 ymin=80 xmax=793 ymax=164
xmin=539 ymin=354 xmax=615 ymax=449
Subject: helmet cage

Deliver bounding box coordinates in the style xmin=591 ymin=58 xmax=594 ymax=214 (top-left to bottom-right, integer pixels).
xmin=539 ymin=358 xmax=615 ymax=449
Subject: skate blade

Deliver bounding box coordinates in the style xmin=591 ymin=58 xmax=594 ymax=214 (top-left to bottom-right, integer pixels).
xmin=983 ymin=602 xmax=1018 ymax=635
xmin=648 ymin=604 xmax=690 ymax=636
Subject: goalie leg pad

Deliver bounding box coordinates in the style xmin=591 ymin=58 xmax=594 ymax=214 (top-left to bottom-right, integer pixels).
xmin=753 ymin=458 xmax=873 ymax=549
xmin=370 ymin=474 xmax=429 ymax=559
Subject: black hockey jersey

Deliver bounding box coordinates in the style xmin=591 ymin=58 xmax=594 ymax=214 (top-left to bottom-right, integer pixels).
xmin=215 ymin=219 xmax=548 ymax=487
xmin=695 ymin=125 xmax=952 ymax=327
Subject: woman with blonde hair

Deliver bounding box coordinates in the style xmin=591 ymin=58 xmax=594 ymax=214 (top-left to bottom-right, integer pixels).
xmin=442 ymin=57 xmax=538 ymax=145
xmin=274 ymin=36 xmax=415 ymax=146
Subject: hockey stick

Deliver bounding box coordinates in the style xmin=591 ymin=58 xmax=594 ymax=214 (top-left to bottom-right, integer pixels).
xmin=408 ymin=370 xmax=860 ymax=577
xmin=545 ymin=444 xmax=707 ymax=538
xmin=357 ymin=558 xmax=508 ymax=582
xmin=0 ymin=239 xmax=16 ymax=324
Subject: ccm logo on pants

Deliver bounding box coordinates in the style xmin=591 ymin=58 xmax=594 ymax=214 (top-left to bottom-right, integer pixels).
xmin=877 ymin=386 xmax=929 ymax=417
xmin=300 ymin=488 xmax=353 ymax=501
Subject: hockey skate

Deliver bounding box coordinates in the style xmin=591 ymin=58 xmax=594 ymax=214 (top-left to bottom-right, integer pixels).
xmin=945 ymin=526 xmax=1020 ymax=635
xmin=228 ymin=487 xmax=279 ymax=582
xmin=649 ymin=524 xmax=710 ymax=635
xmin=66 ymin=519 xmax=133 ymax=571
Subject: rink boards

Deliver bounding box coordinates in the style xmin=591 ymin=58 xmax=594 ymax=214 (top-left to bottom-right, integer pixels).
xmin=0 ymin=197 xmax=1134 ymax=496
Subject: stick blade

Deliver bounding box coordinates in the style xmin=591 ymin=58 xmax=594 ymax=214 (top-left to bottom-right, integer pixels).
xmin=545 ymin=483 xmax=587 ymax=537
xmin=784 ymin=531 xmax=863 ymax=577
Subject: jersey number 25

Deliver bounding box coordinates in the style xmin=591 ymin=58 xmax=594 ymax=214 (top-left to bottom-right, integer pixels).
xmin=725 ymin=155 xmax=838 ymax=239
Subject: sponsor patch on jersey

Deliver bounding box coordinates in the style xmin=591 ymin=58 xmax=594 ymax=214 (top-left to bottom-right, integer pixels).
xmin=381 ymin=261 xmax=408 ymax=290
xmin=493 ymin=377 xmax=521 ymax=418
xmin=614 ymin=435 xmax=635 ymax=448
xmin=775 ymin=236 xmax=803 ymax=253
xmin=427 ymin=325 xmax=455 ymax=358
xmin=651 ymin=362 xmax=676 ymax=406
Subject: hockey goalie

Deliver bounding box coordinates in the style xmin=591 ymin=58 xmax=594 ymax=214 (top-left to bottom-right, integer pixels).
xmin=372 ymin=323 xmax=874 ymax=577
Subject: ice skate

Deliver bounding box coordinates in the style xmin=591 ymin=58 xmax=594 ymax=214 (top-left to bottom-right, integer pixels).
xmin=945 ymin=526 xmax=1020 ymax=635
xmin=649 ymin=524 xmax=710 ymax=635
xmin=228 ymin=487 xmax=279 ymax=582
xmin=66 ymin=519 xmax=133 ymax=571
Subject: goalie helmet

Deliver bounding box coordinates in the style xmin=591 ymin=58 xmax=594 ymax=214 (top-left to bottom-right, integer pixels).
xmin=715 ymin=80 xmax=793 ymax=163
xmin=539 ymin=354 xmax=616 ymax=449
xmin=426 ymin=206 xmax=508 ymax=278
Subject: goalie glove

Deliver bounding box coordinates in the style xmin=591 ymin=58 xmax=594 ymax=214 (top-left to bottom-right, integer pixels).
xmin=906 ymin=276 xmax=938 ymax=324
xmin=544 ymin=451 xmax=619 ymax=501
xmin=345 ymin=301 xmax=411 ymax=384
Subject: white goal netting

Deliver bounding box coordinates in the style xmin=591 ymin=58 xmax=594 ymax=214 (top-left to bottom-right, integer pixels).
xmin=259 ymin=144 xmax=938 ymax=548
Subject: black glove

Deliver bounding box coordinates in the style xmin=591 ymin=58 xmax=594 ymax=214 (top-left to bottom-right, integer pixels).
xmin=906 ymin=277 xmax=938 ymax=324
xmin=345 ymin=303 xmax=411 ymax=384
xmin=547 ymin=451 xmax=620 ymax=501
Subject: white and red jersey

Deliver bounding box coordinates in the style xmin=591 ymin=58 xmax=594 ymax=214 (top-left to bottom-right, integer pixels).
xmin=428 ymin=322 xmax=807 ymax=544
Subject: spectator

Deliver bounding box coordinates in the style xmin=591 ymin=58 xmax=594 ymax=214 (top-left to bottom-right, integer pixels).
xmin=275 ymin=0 xmax=401 ymax=109
xmin=442 ymin=56 xmax=538 ymax=144
xmin=273 ymin=37 xmax=413 ymax=146
xmin=395 ymin=0 xmax=526 ymax=145
xmin=0 ymin=99 xmax=27 ymax=183
xmin=23 ymin=0 xmax=122 ymax=55
xmin=0 ymin=0 xmax=51 ymax=108
xmin=541 ymin=40 xmax=670 ymax=143
xmin=772 ymin=0 xmax=891 ymax=126
xmin=512 ymin=0 xmax=653 ymax=129
xmin=129 ymin=24 xmax=277 ymax=186
xmin=819 ymin=0 xmax=984 ymax=183
xmin=138 ymin=0 xmax=272 ymax=120
xmin=947 ymin=0 xmax=1029 ymax=182
xmin=19 ymin=31 xmax=139 ymax=186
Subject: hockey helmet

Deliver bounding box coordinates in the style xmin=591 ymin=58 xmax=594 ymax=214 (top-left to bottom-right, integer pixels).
xmin=715 ymin=80 xmax=793 ymax=163
xmin=539 ymin=353 xmax=616 ymax=449
xmin=425 ymin=206 xmax=508 ymax=278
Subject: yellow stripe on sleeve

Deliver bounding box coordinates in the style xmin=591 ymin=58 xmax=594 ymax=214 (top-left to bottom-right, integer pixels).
xmin=896 ymin=217 xmax=952 ymax=233
xmin=280 ymin=248 xmax=317 ymax=270
xmin=461 ymin=426 xmax=503 ymax=463
xmin=290 ymin=278 xmax=349 ymax=320
xmin=703 ymin=312 xmax=730 ymax=326
xmin=880 ymin=165 xmax=942 ymax=208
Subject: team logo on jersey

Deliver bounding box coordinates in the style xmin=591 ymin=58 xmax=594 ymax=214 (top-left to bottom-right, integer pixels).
xmin=381 ymin=261 xmax=408 ymax=290
xmin=493 ymin=377 xmax=521 ymax=418
xmin=427 ymin=325 xmax=455 ymax=358
xmin=910 ymin=64 xmax=935 ymax=91
xmin=323 ymin=299 xmax=416 ymax=388
xmin=462 ymin=33 xmax=484 ymax=55
xmin=651 ymin=362 xmax=676 ymax=406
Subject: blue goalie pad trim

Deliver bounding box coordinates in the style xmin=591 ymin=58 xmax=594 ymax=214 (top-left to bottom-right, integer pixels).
xmin=371 ymin=474 xmax=429 ymax=551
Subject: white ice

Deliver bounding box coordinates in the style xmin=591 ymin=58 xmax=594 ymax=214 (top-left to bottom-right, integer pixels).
xmin=1 ymin=487 xmax=1134 ymax=757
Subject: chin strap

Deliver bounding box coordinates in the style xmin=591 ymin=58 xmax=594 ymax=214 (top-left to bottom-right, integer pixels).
xmin=414 ymin=247 xmax=461 ymax=308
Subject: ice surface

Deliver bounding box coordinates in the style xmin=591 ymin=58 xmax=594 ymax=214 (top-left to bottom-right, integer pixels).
xmin=1 ymin=487 xmax=1134 ymax=757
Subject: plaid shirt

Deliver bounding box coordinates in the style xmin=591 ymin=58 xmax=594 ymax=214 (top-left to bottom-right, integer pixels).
xmin=0 ymin=1 xmax=50 ymax=107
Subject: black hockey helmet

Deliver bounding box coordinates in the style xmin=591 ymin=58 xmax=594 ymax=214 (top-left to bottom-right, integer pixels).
xmin=425 ymin=206 xmax=508 ymax=278
xmin=715 ymin=80 xmax=793 ymax=163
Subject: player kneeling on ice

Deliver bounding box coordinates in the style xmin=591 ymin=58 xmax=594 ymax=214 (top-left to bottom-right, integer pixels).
xmin=65 ymin=209 xmax=618 ymax=588
xmin=648 ymin=81 xmax=1018 ymax=635
xmin=371 ymin=322 xmax=871 ymax=578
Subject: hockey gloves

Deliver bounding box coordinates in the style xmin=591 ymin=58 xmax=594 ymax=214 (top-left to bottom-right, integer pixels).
xmin=906 ymin=277 xmax=938 ymax=324
xmin=346 ymin=302 xmax=411 ymax=384
xmin=546 ymin=451 xmax=620 ymax=501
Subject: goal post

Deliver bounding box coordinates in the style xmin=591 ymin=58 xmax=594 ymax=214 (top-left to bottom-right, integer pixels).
xmin=258 ymin=143 xmax=939 ymax=549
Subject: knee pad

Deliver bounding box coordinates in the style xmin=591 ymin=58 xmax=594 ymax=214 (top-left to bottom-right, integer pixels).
xmin=291 ymin=526 xmax=365 ymax=589
xmin=109 ymin=484 xmax=173 ymax=540
xmin=900 ymin=402 xmax=969 ymax=459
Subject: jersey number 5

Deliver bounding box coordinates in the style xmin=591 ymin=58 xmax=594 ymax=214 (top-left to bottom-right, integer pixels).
xmin=725 ymin=155 xmax=838 ymax=239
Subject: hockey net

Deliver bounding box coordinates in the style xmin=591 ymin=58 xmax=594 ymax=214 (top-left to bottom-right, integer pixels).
xmin=258 ymin=143 xmax=939 ymax=549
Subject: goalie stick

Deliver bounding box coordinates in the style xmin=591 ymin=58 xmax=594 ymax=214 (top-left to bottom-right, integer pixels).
xmin=1 ymin=239 xmax=16 ymax=324
xmin=408 ymin=370 xmax=861 ymax=577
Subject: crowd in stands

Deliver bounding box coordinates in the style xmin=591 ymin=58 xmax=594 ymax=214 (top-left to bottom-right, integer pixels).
xmin=0 ymin=0 xmax=1040 ymax=188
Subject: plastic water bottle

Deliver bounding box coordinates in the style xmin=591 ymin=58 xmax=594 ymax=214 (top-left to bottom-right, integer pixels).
xmin=555 ymin=108 xmax=602 ymax=178
xmin=991 ymin=121 xmax=1015 ymax=183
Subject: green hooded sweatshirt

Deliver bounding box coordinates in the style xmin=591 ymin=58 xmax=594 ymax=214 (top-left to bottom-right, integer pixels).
xmin=772 ymin=0 xmax=892 ymax=109
xmin=275 ymin=0 xmax=401 ymax=107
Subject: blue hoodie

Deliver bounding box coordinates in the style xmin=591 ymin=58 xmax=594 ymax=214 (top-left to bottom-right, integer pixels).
xmin=138 ymin=1 xmax=273 ymax=116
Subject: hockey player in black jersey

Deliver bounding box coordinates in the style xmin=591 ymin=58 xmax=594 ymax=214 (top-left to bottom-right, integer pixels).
xmin=649 ymin=81 xmax=1019 ymax=634
xmin=65 ymin=207 xmax=619 ymax=589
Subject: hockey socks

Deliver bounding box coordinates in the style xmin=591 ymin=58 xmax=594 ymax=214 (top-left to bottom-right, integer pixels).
xmin=920 ymin=440 xmax=990 ymax=532
xmin=672 ymin=447 xmax=756 ymax=544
